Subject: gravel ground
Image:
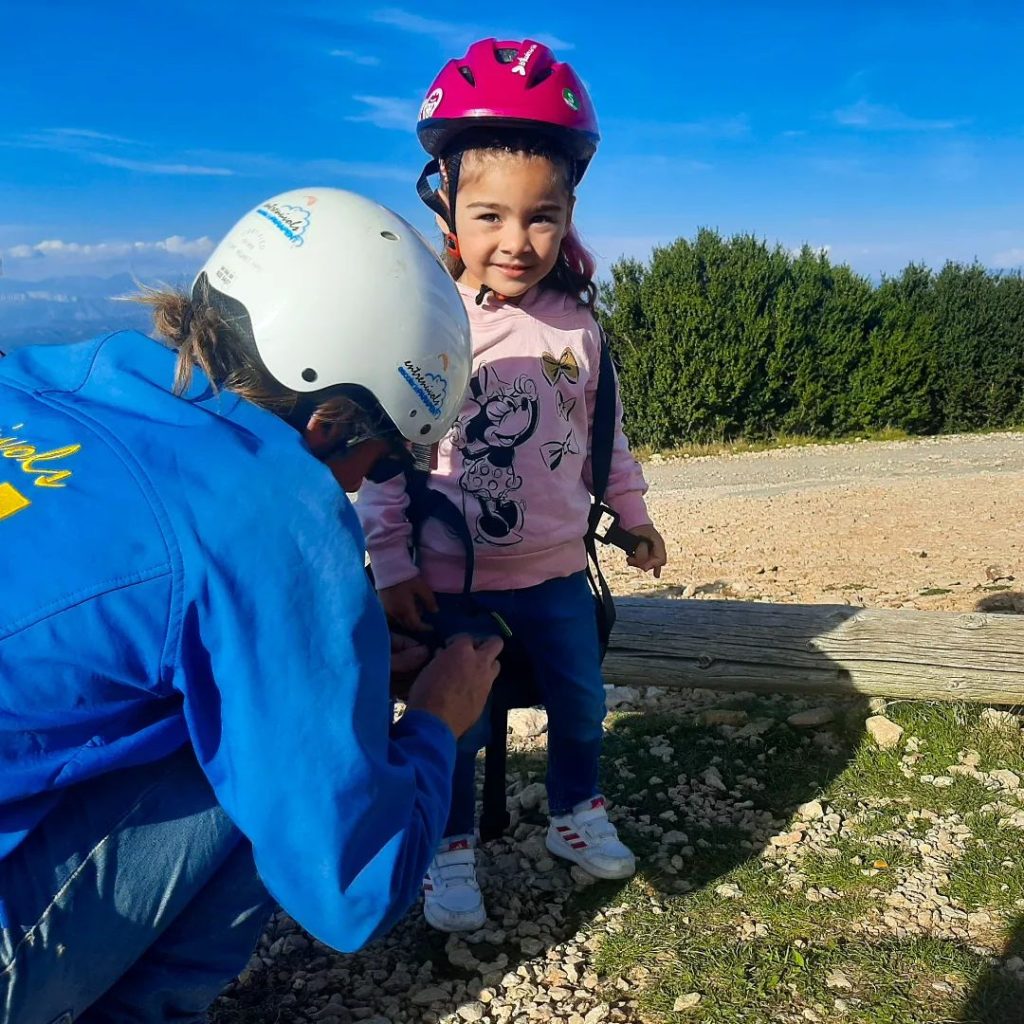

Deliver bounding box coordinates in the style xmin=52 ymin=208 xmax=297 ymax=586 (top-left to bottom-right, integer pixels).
xmin=212 ymin=432 xmax=1024 ymax=1024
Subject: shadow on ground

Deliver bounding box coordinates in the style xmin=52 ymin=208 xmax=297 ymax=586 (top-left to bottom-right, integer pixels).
xmin=212 ymin=690 xmax=866 ymax=1023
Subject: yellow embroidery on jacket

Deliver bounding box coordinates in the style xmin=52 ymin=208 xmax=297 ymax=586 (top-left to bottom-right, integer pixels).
xmin=0 ymin=481 xmax=31 ymax=520
xmin=0 ymin=427 xmax=81 ymax=489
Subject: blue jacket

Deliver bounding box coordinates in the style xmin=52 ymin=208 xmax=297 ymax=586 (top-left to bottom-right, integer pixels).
xmin=0 ymin=331 xmax=454 ymax=950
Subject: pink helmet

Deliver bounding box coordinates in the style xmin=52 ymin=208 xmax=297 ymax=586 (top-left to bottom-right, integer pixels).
xmin=417 ymin=38 xmax=600 ymax=180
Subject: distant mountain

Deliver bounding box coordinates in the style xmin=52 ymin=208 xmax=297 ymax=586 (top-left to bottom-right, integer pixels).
xmin=0 ymin=273 xmax=158 ymax=353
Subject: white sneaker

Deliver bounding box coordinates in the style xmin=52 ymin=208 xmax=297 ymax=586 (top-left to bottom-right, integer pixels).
xmin=422 ymin=834 xmax=487 ymax=932
xmin=546 ymin=795 xmax=636 ymax=880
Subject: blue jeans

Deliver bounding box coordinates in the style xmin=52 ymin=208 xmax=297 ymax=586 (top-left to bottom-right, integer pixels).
xmin=0 ymin=747 xmax=274 ymax=1024
xmin=432 ymin=571 xmax=607 ymax=835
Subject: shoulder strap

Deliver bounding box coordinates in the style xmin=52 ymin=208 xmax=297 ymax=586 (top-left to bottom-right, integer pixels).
xmin=403 ymin=466 xmax=475 ymax=596
xmin=590 ymin=326 xmax=616 ymax=505
xmin=585 ymin=327 xmax=620 ymax=651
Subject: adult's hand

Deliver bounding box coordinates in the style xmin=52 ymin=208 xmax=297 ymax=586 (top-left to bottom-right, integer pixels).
xmin=405 ymin=634 xmax=503 ymax=738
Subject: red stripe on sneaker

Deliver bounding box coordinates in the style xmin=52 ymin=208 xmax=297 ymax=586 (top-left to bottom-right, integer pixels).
xmin=571 ymin=841 xmax=588 ymax=849
xmin=447 ymin=839 xmax=470 ymax=851
xmin=556 ymin=825 xmax=571 ymax=832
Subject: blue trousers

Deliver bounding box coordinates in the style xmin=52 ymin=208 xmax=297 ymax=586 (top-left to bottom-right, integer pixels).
xmin=432 ymin=571 xmax=608 ymax=835
xmin=0 ymin=747 xmax=274 ymax=1024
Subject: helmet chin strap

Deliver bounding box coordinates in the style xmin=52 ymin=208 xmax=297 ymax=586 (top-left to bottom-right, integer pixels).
xmin=416 ymin=156 xmax=511 ymax=307
xmin=475 ymin=283 xmax=509 ymax=306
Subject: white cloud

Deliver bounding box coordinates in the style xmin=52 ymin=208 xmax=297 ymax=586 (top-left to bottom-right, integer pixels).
xmin=91 ymin=154 xmax=235 ymax=177
xmin=347 ymin=94 xmax=420 ymax=131
xmin=372 ymin=8 xmax=573 ymax=51
xmin=330 ymin=48 xmax=381 ymax=66
xmin=992 ymin=248 xmax=1024 ymax=267
xmin=4 ymin=128 xmax=235 ymax=177
xmin=788 ymin=243 xmax=832 ymax=259
xmin=833 ymin=100 xmax=966 ymax=132
xmin=4 ymin=235 xmax=215 ymax=262
xmin=49 ymin=127 xmax=137 ymax=145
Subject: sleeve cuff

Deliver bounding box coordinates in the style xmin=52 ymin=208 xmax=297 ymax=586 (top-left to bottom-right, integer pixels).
xmin=369 ymin=547 xmax=420 ymax=590
xmin=608 ymin=491 xmax=651 ymax=533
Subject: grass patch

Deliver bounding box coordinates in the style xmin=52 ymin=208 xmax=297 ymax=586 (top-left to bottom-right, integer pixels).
xmin=635 ymin=428 xmax=913 ymax=462
xmin=635 ymin=426 xmax=1024 ymax=464
xmin=602 ymin=929 xmax=1024 ymax=1023
xmin=947 ymin=810 xmax=1024 ymax=914
xmin=592 ymin=700 xmax=1024 ymax=1022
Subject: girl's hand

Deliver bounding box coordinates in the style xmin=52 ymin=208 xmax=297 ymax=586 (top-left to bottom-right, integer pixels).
xmin=389 ymin=632 xmax=430 ymax=700
xmin=627 ymin=523 xmax=667 ymax=578
xmin=379 ymin=575 xmax=438 ymax=632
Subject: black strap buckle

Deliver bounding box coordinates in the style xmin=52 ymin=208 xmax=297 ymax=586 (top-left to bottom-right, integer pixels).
xmin=588 ymin=502 xmax=642 ymax=556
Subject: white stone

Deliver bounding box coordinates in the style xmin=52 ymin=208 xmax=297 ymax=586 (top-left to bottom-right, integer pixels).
xmin=673 ymin=993 xmax=702 ymax=1011
xmin=662 ymin=830 xmax=689 ymax=844
xmin=508 ymin=708 xmax=548 ymax=738
xmin=981 ymin=708 xmax=1020 ymax=731
xmin=866 ymin=715 xmax=905 ymax=750
xmin=605 ymin=686 xmax=639 ymax=709
xmin=826 ymin=970 xmax=853 ymax=990
xmin=699 ymin=709 xmax=749 ymax=727
xmin=518 ymin=783 xmax=547 ymax=811
xmin=990 ymin=769 xmax=1021 ymax=791
xmin=787 ymin=706 xmax=835 ymax=728
xmin=770 ymin=830 xmax=804 ymax=848
xmin=795 ymin=799 xmax=825 ymax=820
xmin=715 ymin=883 xmax=743 ymax=899
xmin=412 ymin=986 xmax=448 ymax=1006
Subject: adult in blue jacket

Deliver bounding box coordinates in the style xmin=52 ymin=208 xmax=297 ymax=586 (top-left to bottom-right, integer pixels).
xmin=0 ymin=188 xmax=500 ymax=1023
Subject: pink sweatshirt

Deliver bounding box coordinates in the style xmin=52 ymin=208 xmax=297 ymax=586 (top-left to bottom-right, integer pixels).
xmin=357 ymin=283 xmax=651 ymax=594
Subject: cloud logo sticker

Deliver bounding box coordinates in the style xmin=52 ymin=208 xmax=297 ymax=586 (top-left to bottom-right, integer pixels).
xmin=256 ymin=202 xmax=312 ymax=247
xmin=398 ymin=361 xmax=448 ymax=418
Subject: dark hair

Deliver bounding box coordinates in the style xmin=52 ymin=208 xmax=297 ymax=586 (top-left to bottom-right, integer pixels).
xmin=439 ymin=129 xmax=597 ymax=307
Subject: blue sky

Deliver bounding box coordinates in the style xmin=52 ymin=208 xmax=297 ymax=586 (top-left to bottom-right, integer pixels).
xmin=1 ymin=0 xmax=1022 ymax=285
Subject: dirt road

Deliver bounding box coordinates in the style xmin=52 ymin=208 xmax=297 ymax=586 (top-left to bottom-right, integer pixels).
xmin=607 ymin=432 xmax=1024 ymax=613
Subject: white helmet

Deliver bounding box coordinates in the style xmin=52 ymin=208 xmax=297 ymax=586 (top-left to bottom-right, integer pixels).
xmin=194 ymin=187 xmax=471 ymax=444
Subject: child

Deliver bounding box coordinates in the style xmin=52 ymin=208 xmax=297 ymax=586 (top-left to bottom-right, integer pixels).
xmin=357 ymin=39 xmax=667 ymax=933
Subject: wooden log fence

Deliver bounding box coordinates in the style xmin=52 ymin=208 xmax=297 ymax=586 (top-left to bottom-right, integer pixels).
xmin=603 ymin=598 xmax=1024 ymax=706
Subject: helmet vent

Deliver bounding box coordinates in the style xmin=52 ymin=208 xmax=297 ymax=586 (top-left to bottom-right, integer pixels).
xmin=457 ymin=65 xmax=476 ymax=86
xmin=380 ymin=230 xmax=399 ymax=241
xmin=495 ymin=47 xmax=517 ymax=64
xmin=419 ymin=424 xmax=431 ymax=435
xmin=301 ymin=368 xmax=318 ymax=383
xmin=526 ymin=67 xmax=553 ymax=89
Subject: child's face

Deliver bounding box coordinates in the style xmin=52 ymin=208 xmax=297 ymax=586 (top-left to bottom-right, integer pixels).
xmin=449 ymin=150 xmax=573 ymax=301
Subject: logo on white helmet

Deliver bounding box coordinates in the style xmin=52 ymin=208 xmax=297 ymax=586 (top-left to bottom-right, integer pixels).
xmin=420 ymin=88 xmax=444 ymax=120
xmin=256 ymin=202 xmax=311 ymax=247
xmin=398 ymin=361 xmax=448 ymax=419
xmin=511 ymin=44 xmax=538 ymax=76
